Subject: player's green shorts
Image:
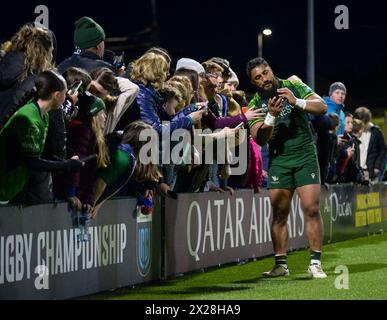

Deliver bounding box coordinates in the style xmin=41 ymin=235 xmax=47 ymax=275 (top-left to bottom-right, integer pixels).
xmin=268 ymin=146 xmax=320 ymax=189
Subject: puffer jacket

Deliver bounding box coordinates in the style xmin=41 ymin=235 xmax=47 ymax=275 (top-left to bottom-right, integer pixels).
xmin=0 ymin=51 xmax=35 ymax=124
xmin=58 ymin=50 xmax=113 ymax=74
xmin=116 ymin=83 xmax=193 ymax=135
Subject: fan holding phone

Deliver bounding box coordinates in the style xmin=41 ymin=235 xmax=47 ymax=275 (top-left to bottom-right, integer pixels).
xmin=52 ymin=68 xmax=109 ymax=213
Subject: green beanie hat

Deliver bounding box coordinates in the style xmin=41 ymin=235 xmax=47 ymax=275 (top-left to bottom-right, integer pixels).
xmin=74 ymin=16 xmax=105 ymax=49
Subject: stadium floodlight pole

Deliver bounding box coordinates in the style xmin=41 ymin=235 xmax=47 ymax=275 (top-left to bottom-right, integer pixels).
xmin=307 ymin=0 xmax=315 ymax=89
xmin=258 ymin=28 xmax=272 ymax=58
xmin=151 ymin=0 xmax=158 ymax=27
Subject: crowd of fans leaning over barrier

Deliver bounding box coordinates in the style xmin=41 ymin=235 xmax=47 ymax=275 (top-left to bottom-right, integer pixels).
xmin=0 ymin=17 xmax=386 ymax=217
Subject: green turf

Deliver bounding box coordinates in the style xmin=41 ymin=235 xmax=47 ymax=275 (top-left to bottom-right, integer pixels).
xmin=87 ymin=233 xmax=387 ymax=300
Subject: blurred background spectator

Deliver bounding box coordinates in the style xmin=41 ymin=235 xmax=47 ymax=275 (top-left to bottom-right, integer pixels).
xmin=0 ymin=23 xmax=55 ymax=128
xmin=354 ymin=106 xmax=386 ymax=182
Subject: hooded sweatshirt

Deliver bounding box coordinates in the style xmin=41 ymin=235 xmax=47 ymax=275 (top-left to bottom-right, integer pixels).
xmin=323 ymin=96 xmax=346 ymax=136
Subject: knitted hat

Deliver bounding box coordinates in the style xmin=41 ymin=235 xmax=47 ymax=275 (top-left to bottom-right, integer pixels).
xmin=227 ymin=68 xmax=239 ymax=87
xmin=74 ymin=17 xmax=105 ymax=49
xmin=176 ymin=58 xmax=205 ymax=75
xmin=209 ymin=57 xmax=231 ymax=78
xmin=329 ymin=82 xmax=347 ymax=96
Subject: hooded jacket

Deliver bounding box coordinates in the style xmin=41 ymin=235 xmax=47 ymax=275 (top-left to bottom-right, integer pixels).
xmin=323 ymin=96 xmax=346 ymax=136
xmin=58 ymin=50 xmax=113 ymax=74
xmin=0 ymin=51 xmax=36 ymax=124
xmin=115 ymin=83 xmax=193 ymax=135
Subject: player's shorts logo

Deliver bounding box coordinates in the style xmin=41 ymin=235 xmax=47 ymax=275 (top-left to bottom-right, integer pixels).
xmin=311 ymin=173 xmax=316 ymax=179
xmin=136 ymin=208 xmax=152 ymax=277
xmin=272 ymin=176 xmax=280 ymax=183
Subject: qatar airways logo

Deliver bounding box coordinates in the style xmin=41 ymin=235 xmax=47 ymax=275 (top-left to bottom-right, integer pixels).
xmin=186 ymin=196 xmax=305 ymax=262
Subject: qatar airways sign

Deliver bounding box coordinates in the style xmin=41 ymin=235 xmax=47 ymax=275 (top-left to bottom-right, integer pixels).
xmin=164 ymin=190 xmax=307 ymax=276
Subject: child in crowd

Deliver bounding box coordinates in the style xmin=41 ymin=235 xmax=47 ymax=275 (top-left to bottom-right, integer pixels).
xmin=325 ymin=113 xmax=340 ymax=184
xmin=0 ymin=71 xmax=83 ymax=204
xmin=91 ymin=121 xmax=163 ymax=218
xmin=53 ymin=68 xmax=109 ymax=212
xmin=89 ymin=67 xmax=139 ymax=134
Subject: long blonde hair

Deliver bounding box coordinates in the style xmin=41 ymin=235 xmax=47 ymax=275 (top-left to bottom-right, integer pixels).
xmin=10 ymin=24 xmax=54 ymax=82
xmin=130 ymin=52 xmax=169 ymax=90
xmin=91 ymin=115 xmax=110 ymax=169
xmin=90 ymin=67 xmax=119 ymax=112
xmin=168 ymin=75 xmax=193 ymax=109
xmin=122 ymin=121 xmax=162 ymax=183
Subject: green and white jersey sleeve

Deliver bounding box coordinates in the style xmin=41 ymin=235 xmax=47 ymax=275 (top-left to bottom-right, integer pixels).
xmin=248 ymin=79 xmax=316 ymax=157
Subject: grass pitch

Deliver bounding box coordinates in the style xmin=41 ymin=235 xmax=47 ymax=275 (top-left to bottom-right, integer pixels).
xmin=88 ymin=233 xmax=387 ymax=300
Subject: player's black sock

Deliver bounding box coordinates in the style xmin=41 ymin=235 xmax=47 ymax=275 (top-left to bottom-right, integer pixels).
xmin=310 ymin=250 xmax=322 ymax=264
xmin=275 ymin=254 xmax=287 ymax=267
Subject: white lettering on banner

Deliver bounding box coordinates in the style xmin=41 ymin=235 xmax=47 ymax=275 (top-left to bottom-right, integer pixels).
xmin=202 ymin=201 xmax=215 ymax=253
xmin=186 ymin=195 xmax=305 ymax=261
xmin=55 ymin=230 xmax=63 ymax=274
xmin=75 ymin=228 xmax=82 ymax=270
xmin=24 ymin=234 xmax=32 ymax=280
xmin=86 ymin=228 xmax=93 ymax=270
xmin=289 ymin=197 xmax=297 ymax=238
xmin=109 ymin=225 xmax=116 ymax=265
xmin=223 ymin=199 xmax=234 ymax=249
xmin=259 ymin=197 xmax=263 ymax=243
xmin=249 ymin=197 xmax=258 ymax=245
xmin=102 ymin=226 xmax=109 ymax=266
xmin=214 ymin=200 xmax=224 ymax=250
xmin=0 ymin=224 xmax=127 ymax=285
xmin=95 ymin=226 xmax=102 ymax=267
xmin=120 ymin=224 xmax=127 ymax=264
xmin=0 ymin=233 xmax=33 ymax=285
xmin=187 ymin=202 xmax=202 ymax=261
xmin=298 ymin=199 xmax=305 ymax=236
xmin=6 ymin=236 xmax=14 ymax=283
xmin=115 ymin=224 xmax=120 ymax=263
xmin=37 ymin=232 xmax=45 ymax=268
xmin=63 ymin=229 xmax=74 ymax=273
xmin=82 ymin=239 xmax=86 ymax=270
xmin=263 ymin=197 xmax=272 ymax=243
xmin=15 ymin=235 xmax=24 ymax=281
xmin=46 ymin=232 xmax=55 ymax=275
xmin=325 ymin=192 xmax=352 ymax=222
xmin=288 ymin=196 xmax=305 ymax=239
xmin=235 ymin=198 xmax=245 ymax=247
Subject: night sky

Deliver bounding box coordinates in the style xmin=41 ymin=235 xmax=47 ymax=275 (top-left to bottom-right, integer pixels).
xmin=1 ymin=0 xmax=387 ymax=112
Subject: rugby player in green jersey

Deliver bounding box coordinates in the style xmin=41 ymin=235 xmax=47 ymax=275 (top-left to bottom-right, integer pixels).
xmin=247 ymin=58 xmax=328 ymax=278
